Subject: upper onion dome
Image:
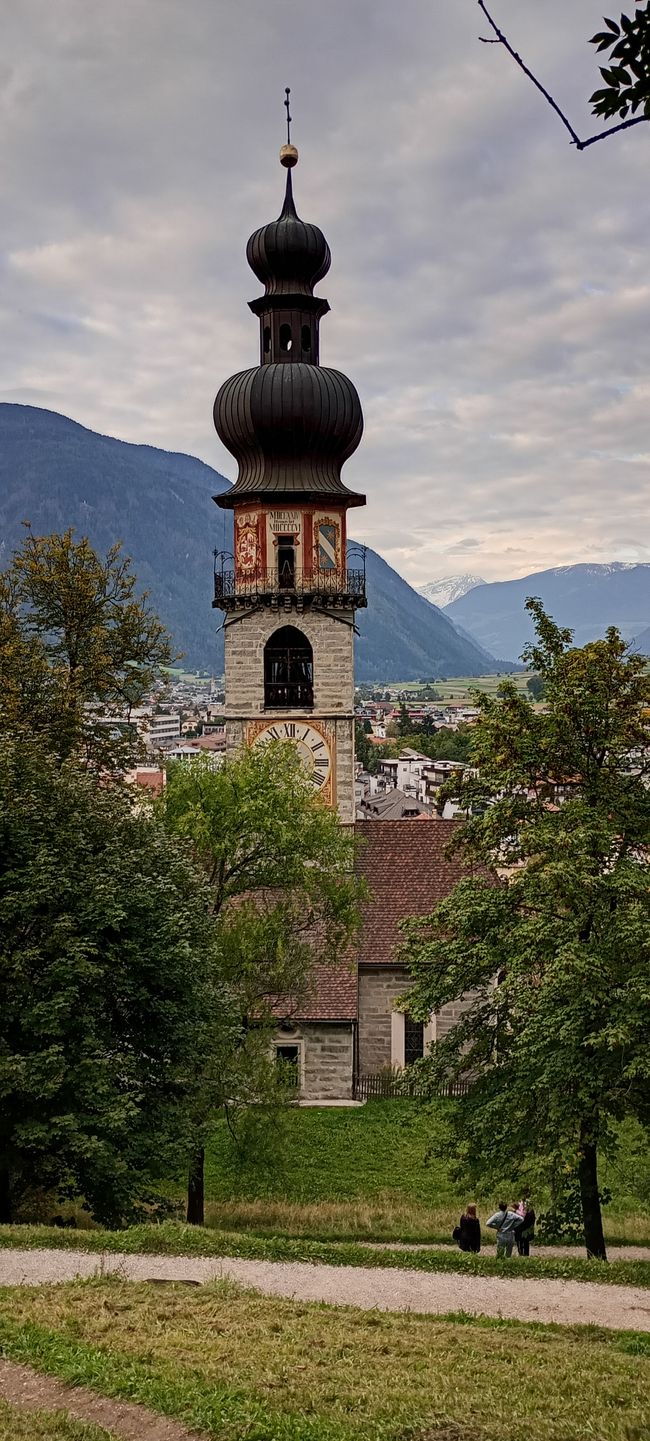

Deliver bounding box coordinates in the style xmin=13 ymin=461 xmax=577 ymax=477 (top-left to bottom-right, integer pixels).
xmin=214 ymin=106 xmax=365 ymax=512
xmin=246 ymin=163 xmax=331 ymax=297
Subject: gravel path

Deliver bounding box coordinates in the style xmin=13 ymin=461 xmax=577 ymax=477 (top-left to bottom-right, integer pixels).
xmin=0 ymin=1357 xmax=205 ymax=1440
xmin=1 ymin=1246 xmax=650 ymax=1332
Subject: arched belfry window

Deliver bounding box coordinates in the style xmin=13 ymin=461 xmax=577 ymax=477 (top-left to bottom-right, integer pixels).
xmin=264 ymin=626 xmax=314 ymax=709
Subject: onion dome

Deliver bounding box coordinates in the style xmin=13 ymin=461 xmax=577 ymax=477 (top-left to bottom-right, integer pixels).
xmin=215 ymin=362 xmax=363 ymax=503
xmin=246 ymin=166 xmax=331 ymax=298
xmin=214 ymin=104 xmax=364 ymax=512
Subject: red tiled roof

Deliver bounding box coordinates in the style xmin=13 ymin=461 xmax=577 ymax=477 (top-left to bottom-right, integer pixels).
xmin=266 ymin=820 xmax=484 ymax=1022
xmin=296 ymin=961 xmax=357 ymax=1021
xmin=269 ymin=961 xmax=357 ymax=1023
xmin=133 ymin=769 xmax=165 ymax=795
xmin=196 ymin=732 xmax=226 ymax=750
xmin=354 ymin=818 xmax=473 ymax=968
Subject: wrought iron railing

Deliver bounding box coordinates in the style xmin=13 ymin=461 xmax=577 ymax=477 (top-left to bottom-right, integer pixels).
xmin=265 ymin=682 xmax=314 ymax=708
xmin=213 ymin=569 xmax=366 ymax=602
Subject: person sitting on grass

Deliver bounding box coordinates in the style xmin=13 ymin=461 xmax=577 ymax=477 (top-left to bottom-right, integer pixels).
xmin=486 ymin=1201 xmax=524 ymax=1258
xmin=454 ymin=1204 xmax=481 ymax=1253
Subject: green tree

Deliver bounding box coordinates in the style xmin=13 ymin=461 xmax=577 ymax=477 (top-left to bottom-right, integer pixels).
xmin=526 ymin=673 xmax=545 ymax=701
xmin=163 ymin=745 xmax=363 ymax=1222
xmin=403 ymin=725 xmax=474 ymax=765
xmin=399 ymin=602 xmax=650 ymax=1260
xmin=0 ymin=738 xmax=230 ymax=1226
xmin=355 ymin=721 xmax=379 ymax=773
xmin=0 ymin=527 xmax=174 ymax=770
xmin=397 ymin=702 xmax=414 ymax=737
xmin=590 ymin=5 xmax=650 ymax=120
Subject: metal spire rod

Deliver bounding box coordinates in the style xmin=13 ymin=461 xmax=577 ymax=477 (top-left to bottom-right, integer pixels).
xmin=284 ymin=87 xmax=292 ymax=144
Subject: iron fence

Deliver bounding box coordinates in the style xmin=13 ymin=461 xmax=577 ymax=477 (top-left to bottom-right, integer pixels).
xmin=213 ymin=569 xmax=366 ymax=602
xmin=354 ymin=1072 xmax=473 ymax=1101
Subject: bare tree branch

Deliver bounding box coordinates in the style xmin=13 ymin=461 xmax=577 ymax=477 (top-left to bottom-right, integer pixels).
xmin=478 ymin=0 xmax=649 ymax=151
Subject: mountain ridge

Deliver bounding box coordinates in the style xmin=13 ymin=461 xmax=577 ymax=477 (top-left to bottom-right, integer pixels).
xmin=0 ymin=403 xmax=497 ymax=682
xmin=445 ymin=562 xmax=650 ymax=660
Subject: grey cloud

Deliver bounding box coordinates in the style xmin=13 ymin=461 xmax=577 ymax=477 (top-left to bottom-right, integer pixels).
xmin=1 ymin=0 xmax=649 ymax=584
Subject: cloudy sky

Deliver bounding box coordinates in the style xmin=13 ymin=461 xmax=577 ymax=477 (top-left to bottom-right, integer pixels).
xmin=2 ymin=0 xmax=649 ymax=585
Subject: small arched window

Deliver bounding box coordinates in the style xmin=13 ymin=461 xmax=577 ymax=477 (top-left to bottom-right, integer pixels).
xmin=263 ymin=325 xmax=271 ymax=355
xmin=301 ymin=324 xmax=311 ymax=354
xmin=264 ymin=626 xmax=313 ymax=709
xmin=279 ymin=323 xmax=292 ymax=353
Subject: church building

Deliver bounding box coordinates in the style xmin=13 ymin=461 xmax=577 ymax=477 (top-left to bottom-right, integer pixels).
xmin=212 ymin=119 xmax=470 ymax=1100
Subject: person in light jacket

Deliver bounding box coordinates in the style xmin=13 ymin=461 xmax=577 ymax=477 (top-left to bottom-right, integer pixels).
xmin=486 ymin=1201 xmax=524 ymax=1258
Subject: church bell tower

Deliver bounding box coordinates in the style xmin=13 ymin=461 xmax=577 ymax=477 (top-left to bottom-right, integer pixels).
xmin=213 ymin=101 xmax=366 ymax=822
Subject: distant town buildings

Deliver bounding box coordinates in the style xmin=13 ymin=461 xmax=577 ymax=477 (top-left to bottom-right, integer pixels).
xmin=355 ymin=747 xmax=471 ymax=820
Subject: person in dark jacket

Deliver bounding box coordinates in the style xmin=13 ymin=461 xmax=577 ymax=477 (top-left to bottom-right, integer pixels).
xmin=456 ymin=1203 xmax=481 ymax=1253
xmin=516 ymin=1201 xmax=536 ymax=1257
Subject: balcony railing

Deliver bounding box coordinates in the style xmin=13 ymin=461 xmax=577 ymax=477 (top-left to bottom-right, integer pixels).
xmin=213 ymin=568 xmax=366 ymax=604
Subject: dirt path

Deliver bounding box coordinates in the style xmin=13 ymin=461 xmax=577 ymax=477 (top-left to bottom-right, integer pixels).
xmin=1 ymin=1246 xmax=650 ymax=1331
xmin=0 ymin=1358 xmax=205 ymax=1441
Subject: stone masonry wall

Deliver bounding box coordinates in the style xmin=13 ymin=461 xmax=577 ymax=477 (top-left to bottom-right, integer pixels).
xmin=224 ymin=608 xmax=355 ymax=715
xmin=358 ymin=968 xmax=406 ymax=1074
xmin=224 ymin=607 xmax=356 ymax=822
xmin=275 ymin=1023 xmax=354 ymax=1100
xmin=358 ymin=967 xmax=473 ymax=1074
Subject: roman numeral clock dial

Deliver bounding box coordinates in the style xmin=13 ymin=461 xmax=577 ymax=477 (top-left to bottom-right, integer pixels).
xmin=249 ymin=721 xmax=333 ymax=796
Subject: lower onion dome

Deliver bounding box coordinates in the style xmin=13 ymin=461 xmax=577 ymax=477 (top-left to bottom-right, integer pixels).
xmin=215 ymin=362 xmax=364 ymax=505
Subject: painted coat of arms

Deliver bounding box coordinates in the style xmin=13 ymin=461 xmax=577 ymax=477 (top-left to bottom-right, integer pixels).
xmin=237 ymin=523 xmax=258 ymax=573
xmin=317 ymin=521 xmax=338 ymax=571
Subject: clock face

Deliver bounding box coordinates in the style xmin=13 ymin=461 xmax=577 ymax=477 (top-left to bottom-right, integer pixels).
xmin=251 ymin=720 xmax=333 ymax=793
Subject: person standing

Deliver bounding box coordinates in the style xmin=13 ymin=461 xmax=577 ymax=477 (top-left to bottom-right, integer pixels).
xmin=456 ymin=1204 xmax=481 ymax=1253
xmin=516 ymin=1201 xmax=536 ymax=1257
xmin=486 ymin=1201 xmax=524 ymax=1258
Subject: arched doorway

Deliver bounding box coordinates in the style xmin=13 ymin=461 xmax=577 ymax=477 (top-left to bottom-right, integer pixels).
xmin=264 ymin=626 xmax=314 ymax=708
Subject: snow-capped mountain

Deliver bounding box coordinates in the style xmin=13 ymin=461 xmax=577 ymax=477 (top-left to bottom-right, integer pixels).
xmin=445 ymin=563 xmax=650 ymax=660
xmin=418 ymin=574 xmax=486 ymax=609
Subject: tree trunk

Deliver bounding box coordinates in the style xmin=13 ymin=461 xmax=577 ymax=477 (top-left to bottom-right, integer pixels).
xmin=0 ymin=1164 xmax=12 ymax=1224
xmin=186 ymin=1148 xmax=205 ymax=1226
xmin=578 ymin=1123 xmax=607 ymax=1261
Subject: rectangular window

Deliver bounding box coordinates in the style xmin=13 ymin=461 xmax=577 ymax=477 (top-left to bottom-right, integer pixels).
xmin=404 ymin=1015 xmax=424 ymax=1065
xmin=275 ymin=1043 xmax=301 ymax=1090
xmin=277 ymin=537 xmax=295 ymax=589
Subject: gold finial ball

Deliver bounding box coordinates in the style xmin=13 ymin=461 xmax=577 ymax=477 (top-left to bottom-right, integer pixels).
xmin=280 ymin=143 xmax=299 ymax=168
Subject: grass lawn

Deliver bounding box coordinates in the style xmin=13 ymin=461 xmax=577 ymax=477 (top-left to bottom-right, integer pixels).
xmin=0 ymin=1401 xmax=110 ymax=1440
xmin=0 ymin=1278 xmax=648 ymax=1441
xmin=196 ymin=1101 xmax=650 ymax=1247
xmin=15 ymin=1103 xmax=649 ymax=1250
